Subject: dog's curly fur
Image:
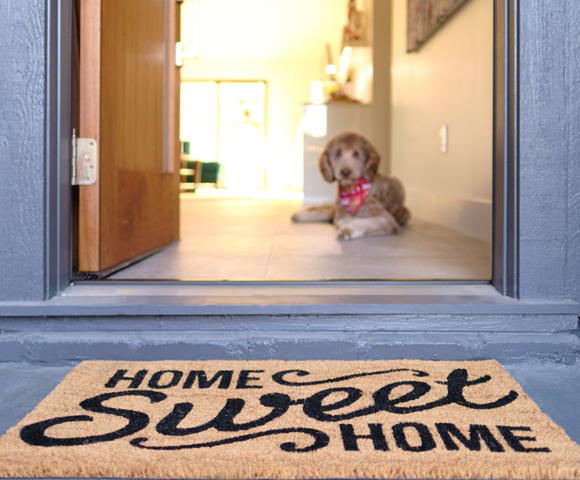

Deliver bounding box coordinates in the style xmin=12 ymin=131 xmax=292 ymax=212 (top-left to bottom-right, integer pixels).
xmin=292 ymin=131 xmax=410 ymax=240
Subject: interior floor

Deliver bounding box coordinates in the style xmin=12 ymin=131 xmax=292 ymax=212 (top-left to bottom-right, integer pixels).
xmin=108 ymin=192 xmax=492 ymax=281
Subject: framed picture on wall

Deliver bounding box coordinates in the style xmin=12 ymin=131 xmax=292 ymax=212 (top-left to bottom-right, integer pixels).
xmin=407 ymin=0 xmax=470 ymax=52
xmin=342 ymin=0 xmax=366 ymax=48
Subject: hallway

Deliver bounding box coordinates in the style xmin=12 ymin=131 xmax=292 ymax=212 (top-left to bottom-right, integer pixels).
xmin=108 ymin=193 xmax=492 ymax=282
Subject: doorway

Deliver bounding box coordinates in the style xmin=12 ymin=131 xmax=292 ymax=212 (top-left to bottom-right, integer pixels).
xmin=83 ymin=0 xmax=493 ymax=282
xmin=180 ymin=81 xmax=268 ymax=192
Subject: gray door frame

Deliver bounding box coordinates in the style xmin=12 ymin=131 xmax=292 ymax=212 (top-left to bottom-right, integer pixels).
xmin=492 ymin=0 xmax=518 ymax=298
xmin=46 ymin=0 xmax=73 ymax=299
xmin=18 ymin=0 xmax=580 ymax=310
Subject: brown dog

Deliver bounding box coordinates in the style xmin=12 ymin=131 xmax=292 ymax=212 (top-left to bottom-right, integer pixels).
xmin=292 ymin=131 xmax=410 ymax=240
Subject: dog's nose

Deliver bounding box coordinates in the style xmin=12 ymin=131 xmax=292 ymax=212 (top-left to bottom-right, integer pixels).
xmin=340 ymin=168 xmax=352 ymax=178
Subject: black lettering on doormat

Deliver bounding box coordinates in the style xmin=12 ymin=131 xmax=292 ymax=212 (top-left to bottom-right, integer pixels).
xmin=20 ymin=366 xmax=551 ymax=455
xmin=105 ymin=369 xmax=266 ymax=390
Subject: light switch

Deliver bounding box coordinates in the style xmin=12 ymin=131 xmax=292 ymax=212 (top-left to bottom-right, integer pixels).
xmin=439 ymin=125 xmax=448 ymax=153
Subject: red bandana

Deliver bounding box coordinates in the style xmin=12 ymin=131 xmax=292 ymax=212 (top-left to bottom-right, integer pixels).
xmin=339 ymin=178 xmax=372 ymax=214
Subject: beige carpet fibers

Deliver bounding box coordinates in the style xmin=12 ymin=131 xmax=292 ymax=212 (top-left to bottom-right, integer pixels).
xmin=0 ymin=360 xmax=579 ymax=479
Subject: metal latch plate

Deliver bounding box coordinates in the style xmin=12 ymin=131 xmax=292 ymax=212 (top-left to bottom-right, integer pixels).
xmin=72 ymin=137 xmax=98 ymax=186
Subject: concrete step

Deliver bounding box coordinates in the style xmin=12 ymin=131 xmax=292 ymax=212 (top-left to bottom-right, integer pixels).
xmin=1 ymin=325 xmax=579 ymax=364
xmin=1 ymin=284 xmax=578 ymax=364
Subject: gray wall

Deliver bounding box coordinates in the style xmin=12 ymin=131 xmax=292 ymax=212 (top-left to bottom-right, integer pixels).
xmin=0 ymin=1 xmax=47 ymax=301
xmin=0 ymin=1 xmax=578 ymax=305
xmin=518 ymin=1 xmax=580 ymax=301
xmin=564 ymin=2 xmax=580 ymax=304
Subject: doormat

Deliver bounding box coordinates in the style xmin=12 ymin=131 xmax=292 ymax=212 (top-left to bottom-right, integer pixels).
xmin=1 ymin=360 xmax=579 ymax=479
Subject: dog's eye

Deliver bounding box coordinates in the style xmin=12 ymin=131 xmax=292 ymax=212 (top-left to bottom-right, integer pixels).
xmin=336 ymin=148 xmax=342 ymax=157
xmin=353 ymin=151 xmax=360 ymax=158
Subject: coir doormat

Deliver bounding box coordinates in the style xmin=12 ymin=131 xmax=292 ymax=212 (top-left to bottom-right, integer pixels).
xmin=1 ymin=360 xmax=579 ymax=479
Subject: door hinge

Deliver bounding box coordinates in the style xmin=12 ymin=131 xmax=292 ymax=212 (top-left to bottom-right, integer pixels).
xmin=175 ymin=42 xmax=184 ymax=67
xmin=71 ymin=129 xmax=98 ymax=186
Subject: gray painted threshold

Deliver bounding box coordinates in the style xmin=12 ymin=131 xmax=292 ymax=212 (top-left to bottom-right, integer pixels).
xmin=0 ymin=282 xmax=579 ymax=316
xmin=0 ymin=282 xmax=579 ymax=364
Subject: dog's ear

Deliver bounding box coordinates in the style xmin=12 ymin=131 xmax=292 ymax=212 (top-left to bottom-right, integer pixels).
xmin=318 ymin=150 xmax=335 ymax=182
xmin=362 ymin=138 xmax=380 ymax=181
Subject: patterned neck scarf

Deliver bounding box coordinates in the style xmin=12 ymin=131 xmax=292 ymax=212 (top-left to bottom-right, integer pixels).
xmin=338 ymin=178 xmax=372 ymax=214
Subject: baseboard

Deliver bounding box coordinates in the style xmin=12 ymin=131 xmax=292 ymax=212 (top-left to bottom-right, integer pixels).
xmin=406 ymin=187 xmax=492 ymax=242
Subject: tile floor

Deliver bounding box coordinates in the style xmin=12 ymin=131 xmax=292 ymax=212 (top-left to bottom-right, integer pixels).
xmin=108 ymin=193 xmax=492 ymax=281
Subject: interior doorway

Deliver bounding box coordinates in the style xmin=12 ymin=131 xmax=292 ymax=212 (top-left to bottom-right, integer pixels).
xmin=180 ymin=81 xmax=267 ymax=192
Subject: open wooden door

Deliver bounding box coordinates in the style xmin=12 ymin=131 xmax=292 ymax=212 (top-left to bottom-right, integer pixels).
xmin=77 ymin=0 xmax=181 ymax=277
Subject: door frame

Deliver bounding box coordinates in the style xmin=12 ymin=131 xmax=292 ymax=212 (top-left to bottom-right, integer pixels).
xmin=45 ymin=0 xmax=519 ymax=300
xmin=46 ymin=0 xmax=73 ymax=299
xmin=492 ymin=0 xmax=519 ymax=298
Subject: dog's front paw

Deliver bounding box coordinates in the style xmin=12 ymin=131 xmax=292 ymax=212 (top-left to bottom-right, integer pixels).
xmin=338 ymin=227 xmax=361 ymax=241
xmin=338 ymin=227 xmax=352 ymax=240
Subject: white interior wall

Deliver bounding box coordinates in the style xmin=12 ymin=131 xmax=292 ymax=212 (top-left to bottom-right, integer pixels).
xmin=373 ymin=0 xmax=391 ymax=173
xmin=390 ymin=0 xmax=493 ymax=241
